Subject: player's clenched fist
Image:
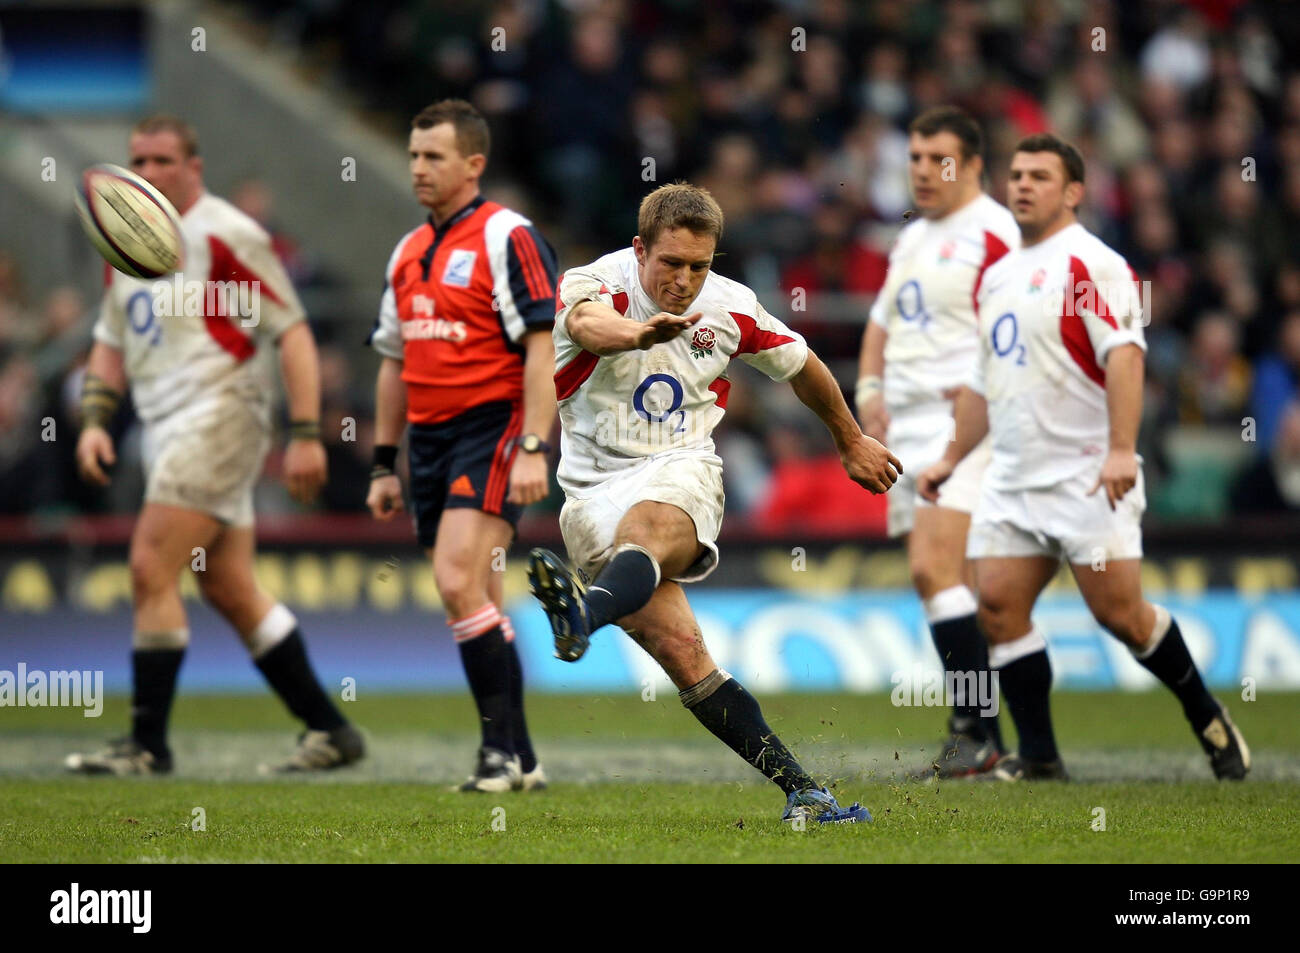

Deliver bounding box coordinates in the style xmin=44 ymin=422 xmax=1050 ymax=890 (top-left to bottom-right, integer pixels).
xmin=76 ymin=427 xmax=116 ymax=486
xmin=917 ymin=458 xmax=954 ymax=503
xmin=635 ymin=311 xmax=702 ymax=349
xmin=841 ymin=433 xmax=902 ymax=494
xmin=284 ymin=438 xmax=327 ymax=503
xmin=367 ymin=473 xmax=404 ymax=520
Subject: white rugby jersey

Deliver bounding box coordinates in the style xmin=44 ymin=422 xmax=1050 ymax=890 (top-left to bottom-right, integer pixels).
xmin=870 ymin=193 xmax=1018 ymax=409
xmin=971 ymin=222 xmax=1146 ymax=490
xmin=553 ymin=247 xmax=808 ymax=490
xmin=93 ymin=192 xmax=305 ymax=424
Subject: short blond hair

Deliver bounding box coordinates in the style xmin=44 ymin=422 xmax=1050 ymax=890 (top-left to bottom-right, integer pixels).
xmin=637 ymin=183 xmax=724 ymax=251
xmin=132 ymin=115 xmax=199 ymax=157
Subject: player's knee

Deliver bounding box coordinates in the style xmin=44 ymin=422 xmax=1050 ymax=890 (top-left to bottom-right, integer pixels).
xmin=433 ymin=563 xmax=484 ymax=619
xmin=976 ymin=598 xmax=1017 ymax=641
xmin=1093 ymin=601 xmax=1145 ymax=645
xmin=197 ymin=568 xmax=252 ymax=617
xmin=129 ymin=546 xmax=173 ymax=600
xmin=909 ymin=558 xmax=942 ymax=599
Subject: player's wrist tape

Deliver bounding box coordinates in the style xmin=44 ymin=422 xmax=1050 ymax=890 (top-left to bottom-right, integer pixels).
xmin=287 ymin=419 xmax=320 ymax=441
xmin=80 ymin=374 xmax=121 ymax=429
xmin=371 ymin=445 xmax=399 ymax=479
xmin=854 ymin=375 xmax=883 ymax=408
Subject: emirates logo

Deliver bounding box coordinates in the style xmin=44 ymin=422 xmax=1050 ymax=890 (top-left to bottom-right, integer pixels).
xmin=690 ymin=326 xmax=716 ymax=359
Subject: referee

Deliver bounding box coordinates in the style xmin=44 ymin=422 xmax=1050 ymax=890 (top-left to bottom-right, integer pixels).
xmin=367 ymin=100 xmax=559 ymax=792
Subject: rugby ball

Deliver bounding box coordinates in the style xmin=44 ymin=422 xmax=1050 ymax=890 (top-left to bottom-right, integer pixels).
xmin=74 ymin=164 xmax=184 ymax=279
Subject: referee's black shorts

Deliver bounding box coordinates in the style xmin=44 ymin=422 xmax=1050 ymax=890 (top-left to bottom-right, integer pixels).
xmin=407 ymin=400 xmax=524 ymax=548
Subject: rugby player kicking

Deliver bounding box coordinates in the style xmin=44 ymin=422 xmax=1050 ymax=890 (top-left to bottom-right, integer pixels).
xmin=919 ymin=134 xmax=1249 ymax=781
xmin=527 ymin=183 xmax=901 ymax=824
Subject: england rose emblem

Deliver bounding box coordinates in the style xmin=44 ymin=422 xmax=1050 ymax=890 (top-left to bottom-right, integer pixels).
xmin=690 ymin=326 xmax=716 ymax=359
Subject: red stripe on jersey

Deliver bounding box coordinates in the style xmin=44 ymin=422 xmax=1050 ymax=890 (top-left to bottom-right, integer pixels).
xmin=202 ymin=236 xmax=267 ymax=361
xmin=554 ymin=275 xmax=566 ymax=316
xmin=485 ymin=402 xmax=523 ymax=513
xmin=730 ymin=311 xmax=794 ymax=354
xmin=102 ymin=262 xmax=114 ymax=288
xmin=207 ymin=235 xmax=285 ymax=306
xmin=1060 ymin=256 xmax=1111 ymax=388
xmin=1068 ymin=255 xmax=1119 ymax=330
xmin=512 ymin=229 xmax=553 ymax=300
xmin=554 ymin=350 xmax=599 ymax=400
xmin=510 ymin=230 xmax=542 ymax=299
xmin=971 ymin=230 xmax=1011 ymax=319
xmin=599 ymin=285 xmax=630 ymax=315
xmin=708 ymin=376 xmax=731 ymax=409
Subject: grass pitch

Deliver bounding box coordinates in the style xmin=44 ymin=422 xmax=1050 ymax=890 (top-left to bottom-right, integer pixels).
xmin=2 ymin=691 xmax=1297 ymax=863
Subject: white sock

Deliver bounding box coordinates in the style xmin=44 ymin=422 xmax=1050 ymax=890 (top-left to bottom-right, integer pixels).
xmin=922 ymin=585 xmax=978 ymax=623
xmin=1132 ymin=604 xmax=1172 ymax=660
xmin=988 ymin=626 xmax=1048 ymax=669
xmin=246 ymin=603 xmax=298 ymax=659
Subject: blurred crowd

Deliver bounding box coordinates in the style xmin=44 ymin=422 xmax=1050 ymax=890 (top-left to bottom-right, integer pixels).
xmin=4 ymin=0 xmax=1300 ymax=527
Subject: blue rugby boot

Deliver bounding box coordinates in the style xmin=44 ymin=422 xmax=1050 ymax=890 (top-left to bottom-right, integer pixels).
xmin=782 ymin=786 xmax=873 ymax=825
xmin=527 ymin=548 xmax=593 ymax=662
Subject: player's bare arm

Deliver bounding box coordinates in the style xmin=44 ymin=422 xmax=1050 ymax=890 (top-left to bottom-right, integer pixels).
xmin=75 ymin=341 xmax=127 ymax=486
xmin=1090 ymin=342 xmax=1144 ymax=510
xmin=789 ymin=351 xmax=901 ymax=494
xmin=277 ymin=322 xmax=328 ymax=504
xmin=919 ymin=386 xmax=988 ymax=502
xmin=508 ymin=329 xmax=558 ymax=506
xmin=567 ymin=300 xmax=702 ymax=355
xmin=855 ymin=321 xmax=890 ymax=442
xmin=367 ymin=356 xmax=407 ymax=520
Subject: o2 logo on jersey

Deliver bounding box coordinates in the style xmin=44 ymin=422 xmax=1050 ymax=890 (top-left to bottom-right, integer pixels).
xmin=991 ymin=312 xmax=1027 ymax=365
xmin=896 ymin=280 xmax=933 ymax=329
xmin=127 ymin=290 xmax=161 ymax=346
xmin=633 ymin=373 xmax=684 ymax=423
xmin=632 ymin=372 xmax=689 ymax=436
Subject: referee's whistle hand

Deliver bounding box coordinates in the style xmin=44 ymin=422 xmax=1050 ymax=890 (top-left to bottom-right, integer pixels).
xmin=507 ymin=452 xmax=549 ymax=505
xmin=367 ymin=474 xmax=404 ymax=520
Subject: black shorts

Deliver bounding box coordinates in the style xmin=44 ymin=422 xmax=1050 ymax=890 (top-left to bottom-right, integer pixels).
xmin=408 ymin=401 xmax=524 ymax=548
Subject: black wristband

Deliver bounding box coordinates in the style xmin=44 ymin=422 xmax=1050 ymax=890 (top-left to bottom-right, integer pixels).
xmin=373 ymin=445 xmax=398 ymax=471
xmin=288 ymin=419 xmax=321 ymax=441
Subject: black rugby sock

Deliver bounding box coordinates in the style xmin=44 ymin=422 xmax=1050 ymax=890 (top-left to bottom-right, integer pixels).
xmin=456 ymin=625 xmax=513 ymax=753
xmin=972 ymin=630 xmax=1006 ymax=751
xmin=505 ymin=639 xmax=538 ymax=772
xmin=587 ymin=547 xmax=660 ymax=629
xmin=683 ymin=674 xmax=814 ymax=795
xmin=131 ymin=648 xmax=185 ymax=758
xmin=931 ymin=613 xmax=986 ymax=725
xmin=995 ymin=649 xmax=1060 ymax=763
xmin=255 ymin=629 xmax=347 ymax=732
xmin=1135 ymin=618 xmax=1220 ymax=733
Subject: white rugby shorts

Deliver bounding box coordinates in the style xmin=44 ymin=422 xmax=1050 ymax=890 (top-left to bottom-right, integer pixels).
xmin=559 ymin=452 xmax=724 ymax=583
xmin=966 ymin=466 xmax=1145 ymax=564
xmin=886 ymin=402 xmax=990 ymax=538
xmin=142 ymin=386 xmax=271 ymax=527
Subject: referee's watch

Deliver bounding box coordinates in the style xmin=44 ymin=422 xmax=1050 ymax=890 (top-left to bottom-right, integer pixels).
xmin=518 ymin=433 xmax=552 ymax=454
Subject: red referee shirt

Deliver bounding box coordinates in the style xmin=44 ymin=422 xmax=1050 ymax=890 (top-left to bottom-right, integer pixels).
xmin=368 ymin=196 xmax=559 ymax=424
